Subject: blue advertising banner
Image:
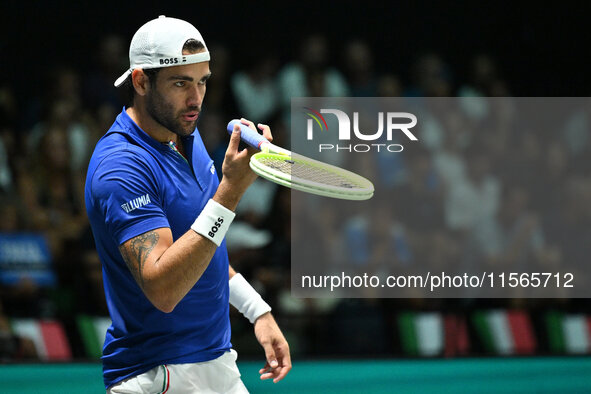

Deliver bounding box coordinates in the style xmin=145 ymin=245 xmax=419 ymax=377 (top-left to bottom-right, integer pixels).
xmin=0 ymin=233 xmax=55 ymax=287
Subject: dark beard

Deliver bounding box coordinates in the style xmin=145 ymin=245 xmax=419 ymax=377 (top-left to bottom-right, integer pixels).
xmin=145 ymin=87 xmax=198 ymax=137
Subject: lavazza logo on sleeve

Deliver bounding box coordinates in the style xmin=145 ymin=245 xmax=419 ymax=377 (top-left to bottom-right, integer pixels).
xmin=304 ymin=107 xmax=418 ymax=152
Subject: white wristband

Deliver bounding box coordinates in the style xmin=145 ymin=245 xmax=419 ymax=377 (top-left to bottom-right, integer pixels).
xmin=229 ymin=273 xmax=272 ymax=324
xmin=191 ymin=199 xmax=236 ymax=246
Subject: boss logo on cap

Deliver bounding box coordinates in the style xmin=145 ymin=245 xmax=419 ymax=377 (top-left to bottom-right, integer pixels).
xmin=159 ymin=57 xmax=179 ymax=65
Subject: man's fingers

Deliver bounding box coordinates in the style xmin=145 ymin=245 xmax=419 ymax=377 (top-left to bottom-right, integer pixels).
xmin=259 ymin=346 xmax=292 ymax=383
xmin=235 ymin=118 xmax=263 ymax=157
xmin=262 ymin=342 xmax=278 ymax=370
xmin=259 ymin=366 xmax=290 ymax=383
xmin=238 ymin=118 xmax=273 ymax=149
xmin=227 ymin=124 xmax=242 ymax=154
xmin=273 ymin=346 xmax=292 ymax=382
xmin=259 ymin=363 xmax=269 ymax=374
xmin=260 ymin=371 xmax=274 ymax=380
xmin=259 ymin=365 xmax=278 ymax=380
xmin=240 ymin=118 xmax=257 ymax=132
xmin=274 ymin=364 xmax=292 ymax=383
xmin=257 ymin=123 xmax=273 ymax=143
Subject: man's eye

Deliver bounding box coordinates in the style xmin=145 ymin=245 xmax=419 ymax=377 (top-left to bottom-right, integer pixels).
xmin=198 ymin=79 xmax=207 ymax=86
xmin=174 ymin=81 xmax=185 ymax=87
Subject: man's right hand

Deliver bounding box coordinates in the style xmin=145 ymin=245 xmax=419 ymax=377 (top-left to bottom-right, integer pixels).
xmin=214 ymin=118 xmax=272 ymax=211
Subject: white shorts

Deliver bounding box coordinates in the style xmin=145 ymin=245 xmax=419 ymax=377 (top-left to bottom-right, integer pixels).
xmin=107 ymin=349 xmax=249 ymax=394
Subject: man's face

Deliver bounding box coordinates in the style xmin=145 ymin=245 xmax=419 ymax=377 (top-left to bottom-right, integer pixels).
xmin=144 ymin=56 xmax=211 ymax=138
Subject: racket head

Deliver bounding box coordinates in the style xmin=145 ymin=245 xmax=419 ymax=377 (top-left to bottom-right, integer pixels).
xmin=249 ymin=152 xmax=374 ymax=200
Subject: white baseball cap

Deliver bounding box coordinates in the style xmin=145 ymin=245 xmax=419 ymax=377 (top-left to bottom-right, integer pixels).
xmin=114 ymin=15 xmax=210 ymax=87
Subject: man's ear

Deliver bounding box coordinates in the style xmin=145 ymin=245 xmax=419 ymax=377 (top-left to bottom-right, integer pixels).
xmin=131 ymin=69 xmax=149 ymax=96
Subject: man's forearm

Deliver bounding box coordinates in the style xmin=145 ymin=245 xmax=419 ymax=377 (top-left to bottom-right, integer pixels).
xmin=123 ymin=184 xmax=242 ymax=312
xmin=212 ymin=178 xmax=247 ymax=212
xmin=131 ymin=228 xmax=219 ymax=312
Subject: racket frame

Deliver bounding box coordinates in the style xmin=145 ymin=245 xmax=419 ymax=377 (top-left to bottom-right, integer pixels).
xmin=227 ymin=119 xmax=375 ymax=200
xmin=252 ymin=145 xmax=374 ymax=200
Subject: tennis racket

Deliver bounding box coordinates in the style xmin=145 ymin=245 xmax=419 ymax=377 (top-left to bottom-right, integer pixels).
xmin=227 ymin=119 xmax=374 ymax=200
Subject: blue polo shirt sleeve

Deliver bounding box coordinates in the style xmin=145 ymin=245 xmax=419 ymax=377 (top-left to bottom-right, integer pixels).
xmin=90 ymin=149 xmax=170 ymax=245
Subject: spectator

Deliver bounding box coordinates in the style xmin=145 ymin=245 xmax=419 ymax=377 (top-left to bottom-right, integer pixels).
xmin=377 ymin=74 xmax=403 ymax=97
xmin=27 ymin=97 xmax=92 ymax=173
xmin=231 ymin=49 xmax=279 ymax=123
xmin=202 ymin=43 xmax=238 ymax=116
xmin=20 ymin=126 xmax=87 ymax=258
xmin=278 ymin=34 xmax=350 ymax=122
xmin=0 ymin=86 xmax=18 ymax=193
xmin=342 ymin=39 xmax=379 ymax=97
xmin=458 ymin=54 xmax=501 ymax=97
xmin=406 ymin=53 xmax=452 ymax=97
xmin=443 ymin=144 xmax=500 ymax=232
xmin=83 ymin=35 xmax=127 ymax=109
xmin=468 ymin=184 xmax=545 ymax=269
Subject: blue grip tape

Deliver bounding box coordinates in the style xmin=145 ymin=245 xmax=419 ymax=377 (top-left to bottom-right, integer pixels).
xmin=226 ymin=119 xmax=269 ymax=149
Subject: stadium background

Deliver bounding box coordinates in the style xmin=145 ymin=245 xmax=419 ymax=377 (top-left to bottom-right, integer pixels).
xmin=1 ymin=1 xmax=590 ymax=392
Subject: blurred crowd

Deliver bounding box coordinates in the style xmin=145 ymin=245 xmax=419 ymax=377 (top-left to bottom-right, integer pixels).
xmin=1 ymin=32 xmax=591 ymax=360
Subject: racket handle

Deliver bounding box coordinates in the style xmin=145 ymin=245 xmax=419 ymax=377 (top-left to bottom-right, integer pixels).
xmin=227 ymin=119 xmax=269 ymax=150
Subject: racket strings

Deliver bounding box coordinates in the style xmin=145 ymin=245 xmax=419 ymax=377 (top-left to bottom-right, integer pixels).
xmin=258 ymin=156 xmax=359 ymax=188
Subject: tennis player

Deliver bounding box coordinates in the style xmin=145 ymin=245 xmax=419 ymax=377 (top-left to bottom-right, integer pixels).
xmin=85 ymin=15 xmax=291 ymax=393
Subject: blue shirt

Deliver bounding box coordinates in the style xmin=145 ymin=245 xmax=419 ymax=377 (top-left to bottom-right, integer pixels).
xmin=85 ymin=109 xmax=231 ymax=389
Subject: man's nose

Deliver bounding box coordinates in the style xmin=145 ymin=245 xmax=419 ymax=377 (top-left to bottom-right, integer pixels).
xmin=186 ymin=85 xmax=203 ymax=108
